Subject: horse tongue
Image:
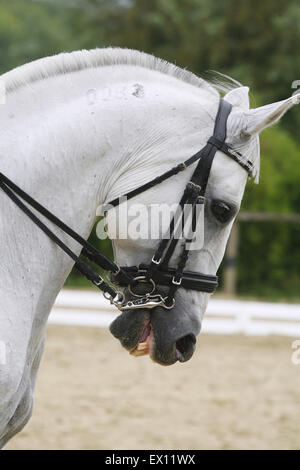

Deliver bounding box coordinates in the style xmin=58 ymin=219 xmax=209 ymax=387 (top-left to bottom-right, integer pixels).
xmin=139 ymin=321 xmax=151 ymax=342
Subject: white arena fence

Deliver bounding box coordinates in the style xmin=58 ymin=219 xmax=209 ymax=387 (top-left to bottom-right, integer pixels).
xmin=48 ymin=289 xmax=300 ymax=337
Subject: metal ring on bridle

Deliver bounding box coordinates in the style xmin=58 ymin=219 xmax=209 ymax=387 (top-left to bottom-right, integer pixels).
xmin=103 ymin=290 xmax=125 ymax=305
xmin=162 ymin=298 xmax=176 ymax=310
xmin=128 ymin=276 xmax=156 ymax=297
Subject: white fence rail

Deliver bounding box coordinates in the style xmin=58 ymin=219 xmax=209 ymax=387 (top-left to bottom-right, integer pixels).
xmin=49 ymin=289 xmax=300 ymax=337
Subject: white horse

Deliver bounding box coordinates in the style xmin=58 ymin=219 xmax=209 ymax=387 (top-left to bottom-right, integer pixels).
xmin=0 ymin=48 xmax=298 ymax=447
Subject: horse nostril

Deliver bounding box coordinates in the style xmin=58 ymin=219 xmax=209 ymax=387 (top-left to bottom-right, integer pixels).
xmin=175 ymin=334 xmax=196 ymax=363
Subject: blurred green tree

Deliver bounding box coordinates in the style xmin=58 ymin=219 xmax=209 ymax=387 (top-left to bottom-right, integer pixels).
xmin=0 ymin=0 xmax=76 ymax=73
xmin=67 ymin=0 xmax=300 ymax=136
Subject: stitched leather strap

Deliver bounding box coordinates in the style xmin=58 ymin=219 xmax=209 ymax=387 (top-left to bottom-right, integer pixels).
xmin=143 ymin=99 xmax=233 ymax=298
xmin=111 ymin=264 xmax=218 ymax=293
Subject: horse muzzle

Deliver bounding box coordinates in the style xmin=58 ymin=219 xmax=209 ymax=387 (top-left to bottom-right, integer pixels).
xmin=109 ymin=293 xmax=201 ymax=366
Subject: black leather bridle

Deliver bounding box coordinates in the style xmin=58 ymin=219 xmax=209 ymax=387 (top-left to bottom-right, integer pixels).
xmin=0 ymin=98 xmax=253 ymax=311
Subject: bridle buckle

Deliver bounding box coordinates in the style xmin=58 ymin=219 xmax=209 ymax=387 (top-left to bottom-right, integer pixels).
xmin=151 ymin=255 xmax=161 ymax=265
xmin=172 ymin=275 xmax=182 ymax=286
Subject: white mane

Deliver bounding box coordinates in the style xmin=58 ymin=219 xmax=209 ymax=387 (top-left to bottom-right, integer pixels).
xmin=1 ymin=47 xmax=217 ymax=95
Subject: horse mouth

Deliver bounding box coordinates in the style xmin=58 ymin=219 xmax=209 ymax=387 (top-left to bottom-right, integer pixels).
xmin=129 ymin=320 xmax=193 ymax=363
xmin=109 ymin=304 xmax=199 ymax=365
xmin=130 ymin=320 xmax=153 ymax=357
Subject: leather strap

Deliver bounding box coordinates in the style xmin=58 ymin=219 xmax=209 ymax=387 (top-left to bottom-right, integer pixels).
xmin=111 ymin=264 xmax=218 ymax=293
xmin=106 ymin=98 xmax=252 ymax=210
xmin=0 ymin=173 xmax=125 ymax=298
xmin=208 ymin=136 xmax=253 ymax=174
xmin=142 ymin=99 xmax=233 ymax=301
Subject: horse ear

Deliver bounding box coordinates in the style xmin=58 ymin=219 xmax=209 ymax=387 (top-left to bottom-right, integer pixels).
xmin=224 ymin=86 xmax=250 ymax=111
xmin=242 ymin=94 xmax=300 ymax=137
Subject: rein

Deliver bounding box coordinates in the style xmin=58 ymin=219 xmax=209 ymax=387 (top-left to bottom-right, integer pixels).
xmin=0 ymin=98 xmax=253 ymax=311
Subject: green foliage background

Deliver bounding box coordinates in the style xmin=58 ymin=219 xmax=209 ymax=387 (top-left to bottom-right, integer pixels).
xmin=1 ymin=0 xmax=299 ymax=299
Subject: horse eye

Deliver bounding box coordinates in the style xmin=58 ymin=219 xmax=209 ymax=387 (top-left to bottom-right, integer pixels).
xmin=211 ymin=200 xmax=233 ymax=223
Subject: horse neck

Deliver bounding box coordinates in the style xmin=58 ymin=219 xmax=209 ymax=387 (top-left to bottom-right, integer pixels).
xmin=0 ymin=73 xmax=118 ymax=320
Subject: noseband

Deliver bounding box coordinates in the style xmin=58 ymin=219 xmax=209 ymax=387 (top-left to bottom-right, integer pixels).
xmin=0 ymin=98 xmax=253 ymax=311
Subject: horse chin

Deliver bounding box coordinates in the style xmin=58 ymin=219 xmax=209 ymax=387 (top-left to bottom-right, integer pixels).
xmin=109 ymin=295 xmax=202 ymax=366
xmin=109 ymin=309 xmax=151 ymax=352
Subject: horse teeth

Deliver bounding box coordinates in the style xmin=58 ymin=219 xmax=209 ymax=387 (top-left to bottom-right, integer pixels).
xmin=130 ymin=342 xmax=149 ymax=356
xmin=130 ymin=349 xmax=147 ymax=357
